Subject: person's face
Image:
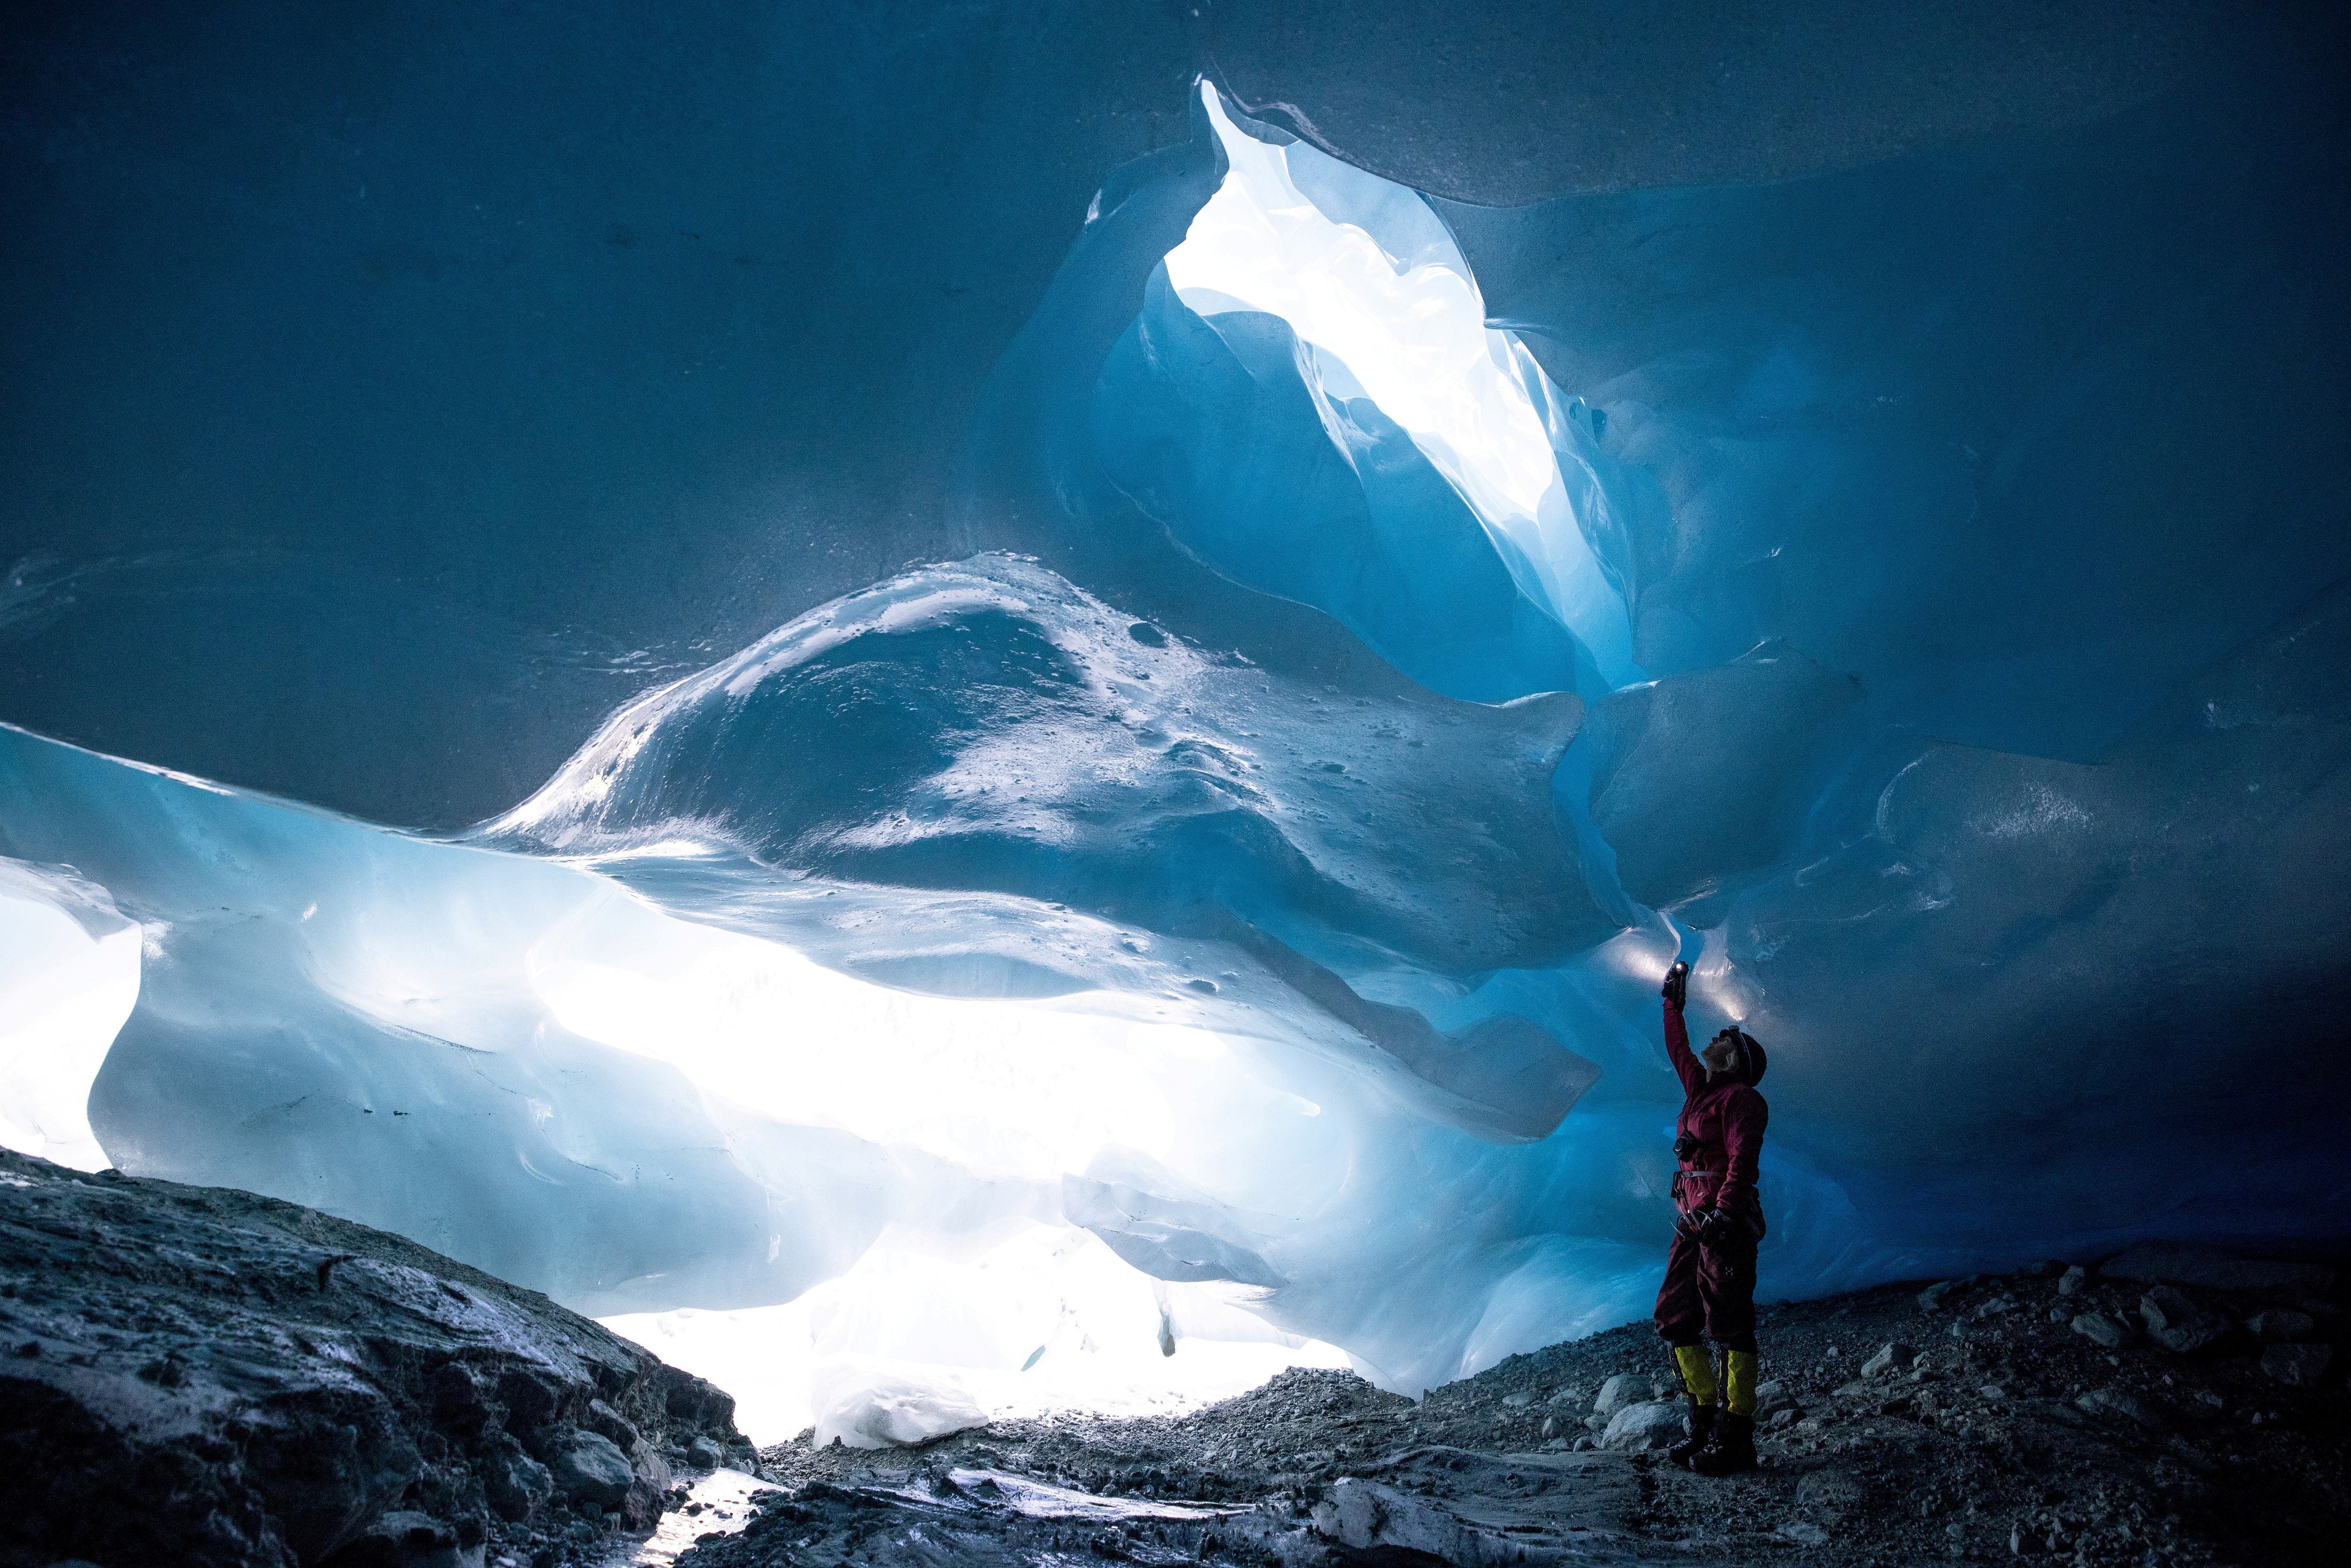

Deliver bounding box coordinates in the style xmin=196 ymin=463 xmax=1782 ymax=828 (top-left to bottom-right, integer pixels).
xmin=1702 ymin=1031 xmax=1743 ymax=1076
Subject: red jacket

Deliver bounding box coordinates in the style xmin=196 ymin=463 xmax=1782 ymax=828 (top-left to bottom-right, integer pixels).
xmin=1665 ymin=1001 xmax=1768 ymax=1222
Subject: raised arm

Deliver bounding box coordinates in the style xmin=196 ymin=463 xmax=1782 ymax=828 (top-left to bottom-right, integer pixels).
xmin=1661 ymin=961 xmax=1703 ymax=1096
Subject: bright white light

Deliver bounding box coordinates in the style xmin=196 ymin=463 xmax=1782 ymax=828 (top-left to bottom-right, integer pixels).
xmin=529 ymin=898 xmax=1190 ymax=1181
xmin=602 ymin=1221 xmax=1349 ymax=1445
xmin=1164 ymin=84 xmax=1633 ymax=684
xmin=532 ymin=889 xmax=1355 ymax=1425
xmin=0 ymin=877 xmax=140 ymax=1172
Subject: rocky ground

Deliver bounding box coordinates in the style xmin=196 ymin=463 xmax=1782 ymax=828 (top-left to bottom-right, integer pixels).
xmin=678 ymin=1245 xmax=2346 ymax=1568
xmin=0 ymin=1149 xmax=756 ymax=1568
xmin=2 ymin=1146 xmax=2341 ymax=1568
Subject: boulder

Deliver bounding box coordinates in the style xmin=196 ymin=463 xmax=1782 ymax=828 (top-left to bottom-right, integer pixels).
xmin=2245 ymin=1309 xmax=2314 ymax=1344
xmin=1860 ymin=1341 xmax=1916 ymax=1377
xmin=0 ymin=1149 xmax=747 ymax=1568
xmin=2057 ymin=1265 xmax=2088 ymax=1298
xmin=2099 ymin=1243 xmax=2335 ymax=1295
xmin=1600 ymin=1400 xmax=1690 ymax=1451
xmin=2140 ymin=1286 xmax=2229 ymax=1354
xmin=622 ymin=1441 xmax=675 ymax=1531
xmin=482 ymin=1441 xmax=553 ymax=1523
xmin=1590 ymin=1372 xmax=1649 ymax=1422
xmin=2072 ymin=1313 xmax=2128 ymax=1348
xmin=2076 ymin=1387 xmax=2161 ymax=1427
xmin=543 ymin=1429 xmax=634 ymax=1510
xmin=1312 ymin=1478 xmax=1489 ymax=1562
xmin=584 ymin=1397 xmax=642 ymax=1450
xmin=426 ymin=1363 xmax=486 ymax=1430
xmin=494 ymin=1368 xmax=560 ymax=1433
xmin=1753 ymin=1380 xmax=1799 ymax=1419
xmin=2260 ymin=1343 xmax=2335 ymax=1387
xmin=326 ymin=1510 xmax=477 ymax=1568
xmin=1917 ymin=1279 xmax=1968 ymax=1311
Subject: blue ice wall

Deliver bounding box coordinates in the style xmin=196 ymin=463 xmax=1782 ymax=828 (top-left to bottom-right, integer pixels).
xmin=3 ymin=1 xmax=2270 ymax=826
xmin=1092 ymin=274 xmax=1603 ymax=704
xmin=947 ymin=54 xmax=2351 ymax=1281
xmin=1440 ymin=52 xmax=2351 ymax=763
xmin=0 ymin=0 xmax=1201 ymax=826
xmin=1 ymin=8 xmax=2347 ymax=1393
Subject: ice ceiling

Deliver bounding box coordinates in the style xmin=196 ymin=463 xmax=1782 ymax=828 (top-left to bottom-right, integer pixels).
xmin=3 ymin=11 xmax=2348 ymax=1447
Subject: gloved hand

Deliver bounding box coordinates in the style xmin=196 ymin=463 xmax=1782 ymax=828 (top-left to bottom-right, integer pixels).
xmin=1692 ymin=1208 xmax=1741 ymax=1248
xmin=1662 ymin=961 xmax=1688 ymax=1011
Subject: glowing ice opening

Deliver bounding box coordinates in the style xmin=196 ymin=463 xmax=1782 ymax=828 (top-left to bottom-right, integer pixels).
xmin=0 ymin=863 xmax=141 ymax=1173
xmin=604 ymin=1225 xmax=1349 ymax=1447
xmin=1165 ymin=83 xmax=1635 ymax=684
xmin=527 ymin=894 xmax=1352 ymax=1437
xmin=528 ymin=898 xmax=1341 ymax=1196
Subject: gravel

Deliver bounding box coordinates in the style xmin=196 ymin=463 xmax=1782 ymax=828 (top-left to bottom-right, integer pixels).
xmin=677 ymin=1251 xmax=2347 ymax=1567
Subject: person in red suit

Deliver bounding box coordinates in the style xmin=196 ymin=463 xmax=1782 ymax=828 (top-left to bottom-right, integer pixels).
xmin=1654 ymin=959 xmax=1769 ymax=1475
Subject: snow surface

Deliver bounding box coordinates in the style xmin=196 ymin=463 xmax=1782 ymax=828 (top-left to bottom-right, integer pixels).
xmin=0 ymin=74 xmax=2344 ymax=1419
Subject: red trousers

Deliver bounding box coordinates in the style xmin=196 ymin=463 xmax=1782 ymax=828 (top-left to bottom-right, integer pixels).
xmin=1653 ymin=1222 xmax=1758 ymax=1351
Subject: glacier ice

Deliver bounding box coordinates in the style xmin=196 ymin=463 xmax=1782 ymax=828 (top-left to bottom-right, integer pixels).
xmin=1156 ymin=84 xmax=1636 ymax=692
xmin=811 ymin=1365 xmax=990 ymax=1451
xmin=0 ymin=43 xmax=2346 ymax=1435
xmin=610 ymin=1224 xmax=1352 ymax=1445
xmin=1578 ymin=643 xmax=1864 ymax=914
xmin=0 ymin=858 xmax=140 ymax=1172
xmin=480 ymin=554 xmax=1611 ymax=1143
xmin=0 ymin=701 xmax=1638 ymax=1400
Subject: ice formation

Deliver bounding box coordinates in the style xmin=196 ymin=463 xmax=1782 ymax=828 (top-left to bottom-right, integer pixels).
xmin=0 ymin=859 xmax=139 ymax=1173
xmin=1155 ymin=85 xmax=1636 ymax=692
xmin=2 ymin=38 xmax=2345 ymax=1441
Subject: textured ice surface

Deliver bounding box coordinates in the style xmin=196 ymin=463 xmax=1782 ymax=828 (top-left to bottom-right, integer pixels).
xmin=812 ymin=1365 xmax=989 ymax=1450
xmin=0 ymin=54 xmax=2345 ymax=1414
xmin=483 ymin=554 xmax=1609 ymax=1143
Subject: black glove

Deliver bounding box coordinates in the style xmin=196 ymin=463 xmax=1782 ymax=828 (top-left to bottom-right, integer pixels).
xmin=1693 ymin=1208 xmax=1740 ymax=1248
xmin=1661 ymin=961 xmax=1688 ymax=1011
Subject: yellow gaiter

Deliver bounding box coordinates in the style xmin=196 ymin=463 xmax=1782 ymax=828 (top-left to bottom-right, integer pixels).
xmin=1672 ymin=1343 xmax=1718 ymax=1406
xmin=1724 ymin=1349 xmax=1760 ymax=1418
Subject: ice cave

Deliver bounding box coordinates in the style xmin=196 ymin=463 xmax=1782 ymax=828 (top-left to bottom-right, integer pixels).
xmin=2 ymin=4 xmax=2347 ymax=1566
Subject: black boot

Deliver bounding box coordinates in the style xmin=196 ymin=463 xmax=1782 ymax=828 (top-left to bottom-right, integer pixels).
xmin=1666 ymin=1398 xmax=1717 ymax=1467
xmin=1690 ymin=1411 xmax=1757 ymax=1476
